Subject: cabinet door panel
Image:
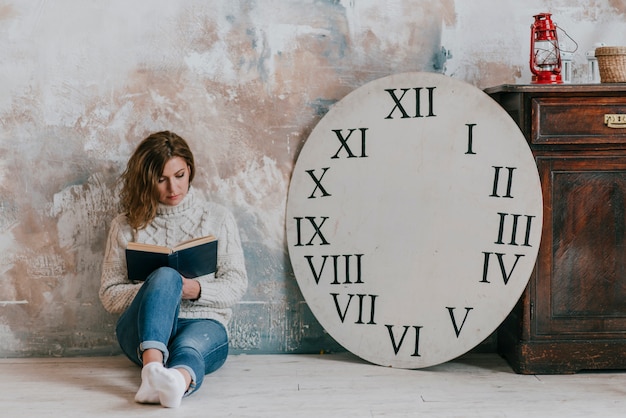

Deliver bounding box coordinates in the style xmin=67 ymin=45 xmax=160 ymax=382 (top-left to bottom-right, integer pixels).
xmin=536 ymin=156 xmax=626 ymax=337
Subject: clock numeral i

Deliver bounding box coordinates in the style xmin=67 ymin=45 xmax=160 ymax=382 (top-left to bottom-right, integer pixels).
xmin=385 ymin=87 xmax=436 ymax=119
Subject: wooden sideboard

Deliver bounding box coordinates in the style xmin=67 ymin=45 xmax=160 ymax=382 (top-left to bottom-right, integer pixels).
xmin=485 ymin=84 xmax=626 ymax=374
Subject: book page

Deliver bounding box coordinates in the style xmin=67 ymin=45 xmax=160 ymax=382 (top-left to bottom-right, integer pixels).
xmin=173 ymin=235 xmax=216 ymax=252
xmin=126 ymin=242 xmax=172 ymax=254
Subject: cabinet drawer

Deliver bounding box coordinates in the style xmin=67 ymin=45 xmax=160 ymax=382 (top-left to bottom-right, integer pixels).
xmin=532 ymin=97 xmax=626 ymax=145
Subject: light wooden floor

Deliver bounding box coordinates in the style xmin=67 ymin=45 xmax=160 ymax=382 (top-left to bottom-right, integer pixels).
xmin=0 ymin=352 xmax=624 ymax=417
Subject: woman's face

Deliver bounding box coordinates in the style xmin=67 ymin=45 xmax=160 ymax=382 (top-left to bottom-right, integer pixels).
xmin=157 ymin=156 xmax=190 ymax=206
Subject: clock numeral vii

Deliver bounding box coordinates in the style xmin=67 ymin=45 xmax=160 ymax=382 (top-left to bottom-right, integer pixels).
xmin=331 ymin=293 xmax=378 ymax=324
xmin=384 ymin=87 xmax=436 ymax=119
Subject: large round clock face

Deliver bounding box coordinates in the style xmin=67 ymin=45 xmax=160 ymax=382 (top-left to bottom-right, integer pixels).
xmin=286 ymin=72 xmax=542 ymax=369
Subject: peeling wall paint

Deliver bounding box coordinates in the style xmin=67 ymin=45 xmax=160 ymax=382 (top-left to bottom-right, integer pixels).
xmin=0 ymin=0 xmax=624 ymax=357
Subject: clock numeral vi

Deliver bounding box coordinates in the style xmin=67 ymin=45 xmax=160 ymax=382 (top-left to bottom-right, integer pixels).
xmin=385 ymin=325 xmax=422 ymax=357
xmin=384 ymin=87 xmax=436 ymax=119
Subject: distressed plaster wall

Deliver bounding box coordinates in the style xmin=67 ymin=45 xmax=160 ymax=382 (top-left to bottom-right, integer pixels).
xmin=0 ymin=0 xmax=624 ymax=357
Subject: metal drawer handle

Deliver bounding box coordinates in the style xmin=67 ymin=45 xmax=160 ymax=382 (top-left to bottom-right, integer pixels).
xmin=604 ymin=114 xmax=626 ymax=128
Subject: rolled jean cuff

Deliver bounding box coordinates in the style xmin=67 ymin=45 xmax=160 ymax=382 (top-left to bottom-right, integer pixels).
xmin=171 ymin=364 xmax=197 ymax=396
xmin=139 ymin=340 xmax=170 ymax=364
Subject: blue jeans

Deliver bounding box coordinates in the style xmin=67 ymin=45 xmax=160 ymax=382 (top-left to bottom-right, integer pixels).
xmin=116 ymin=267 xmax=229 ymax=394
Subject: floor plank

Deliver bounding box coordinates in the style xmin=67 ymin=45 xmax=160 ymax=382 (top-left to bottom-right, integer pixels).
xmin=0 ymin=353 xmax=624 ymax=417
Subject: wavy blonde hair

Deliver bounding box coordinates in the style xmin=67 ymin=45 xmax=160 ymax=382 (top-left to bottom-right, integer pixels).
xmin=120 ymin=131 xmax=195 ymax=229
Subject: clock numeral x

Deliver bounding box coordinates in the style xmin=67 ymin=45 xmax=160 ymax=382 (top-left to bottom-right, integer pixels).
xmin=305 ymin=168 xmax=331 ymax=199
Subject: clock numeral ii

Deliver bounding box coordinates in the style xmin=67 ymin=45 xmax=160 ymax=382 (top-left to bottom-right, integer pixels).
xmin=490 ymin=166 xmax=516 ymax=198
xmin=384 ymin=87 xmax=436 ymax=119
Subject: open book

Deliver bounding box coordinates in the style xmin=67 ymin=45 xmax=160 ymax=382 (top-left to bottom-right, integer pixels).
xmin=125 ymin=235 xmax=218 ymax=281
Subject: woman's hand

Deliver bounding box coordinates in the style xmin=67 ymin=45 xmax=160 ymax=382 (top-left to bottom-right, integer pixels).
xmin=181 ymin=277 xmax=201 ymax=300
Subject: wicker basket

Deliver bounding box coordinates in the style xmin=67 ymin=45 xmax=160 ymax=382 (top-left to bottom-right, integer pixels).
xmin=595 ymin=46 xmax=626 ymax=83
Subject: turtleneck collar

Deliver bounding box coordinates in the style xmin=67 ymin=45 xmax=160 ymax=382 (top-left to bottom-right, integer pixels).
xmin=156 ymin=186 xmax=196 ymax=216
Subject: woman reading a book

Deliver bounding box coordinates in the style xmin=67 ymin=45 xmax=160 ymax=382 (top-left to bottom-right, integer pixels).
xmin=99 ymin=131 xmax=248 ymax=408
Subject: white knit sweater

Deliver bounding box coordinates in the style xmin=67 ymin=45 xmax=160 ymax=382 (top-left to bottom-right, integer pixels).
xmin=99 ymin=187 xmax=248 ymax=327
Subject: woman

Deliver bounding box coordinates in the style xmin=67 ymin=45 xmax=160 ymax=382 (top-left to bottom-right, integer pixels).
xmin=99 ymin=131 xmax=247 ymax=408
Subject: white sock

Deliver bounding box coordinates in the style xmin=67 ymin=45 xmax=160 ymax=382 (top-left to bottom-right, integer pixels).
xmin=147 ymin=364 xmax=187 ymax=408
xmin=134 ymin=362 xmax=161 ymax=404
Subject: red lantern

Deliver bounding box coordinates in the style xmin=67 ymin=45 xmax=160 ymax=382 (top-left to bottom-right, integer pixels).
xmin=530 ymin=13 xmax=563 ymax=84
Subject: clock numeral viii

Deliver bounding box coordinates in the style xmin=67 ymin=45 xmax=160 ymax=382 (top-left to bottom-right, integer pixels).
xmin=304 ymin=254 xmax=364 ymax=285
